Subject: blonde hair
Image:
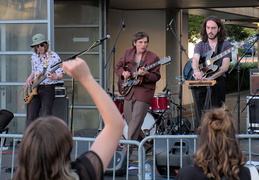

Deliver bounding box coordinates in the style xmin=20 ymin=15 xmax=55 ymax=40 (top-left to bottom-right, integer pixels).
xmin=195 ymin=105 xmax=246 ymax=180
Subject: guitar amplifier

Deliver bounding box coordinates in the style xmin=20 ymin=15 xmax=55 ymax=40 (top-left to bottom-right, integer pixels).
xmin=250 ymin=69 xmax=259 ymax=95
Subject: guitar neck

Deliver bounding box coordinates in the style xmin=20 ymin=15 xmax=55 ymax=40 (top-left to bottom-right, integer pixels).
xmin=209 ymin=35 xmax=257 ymax=64
xmin=32 ymin=64 xmax=61 ymax=88
xmin=144 ymin=61 xmax=160 ymax=71
xmin=133 ymin=61 xmax=160 ymax=77
xmin=209 ymin=45 xmax=237 ymax=64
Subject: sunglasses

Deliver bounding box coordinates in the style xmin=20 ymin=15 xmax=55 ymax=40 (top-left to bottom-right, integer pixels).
xmin=35 ymin=43 xmax=45 ymax=48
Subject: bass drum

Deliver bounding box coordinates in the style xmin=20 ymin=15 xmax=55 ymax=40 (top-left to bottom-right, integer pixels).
xmin=123 ymin=112 xmax=156 ymax=140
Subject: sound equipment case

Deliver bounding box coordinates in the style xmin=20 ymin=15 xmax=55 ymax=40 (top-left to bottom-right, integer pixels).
xmin=246 ymin=96 xmax=259 ymax=133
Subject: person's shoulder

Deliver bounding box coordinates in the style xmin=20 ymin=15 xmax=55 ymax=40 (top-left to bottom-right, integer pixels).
xmin=195 ymin=41 xmax=206 ymax=47
xmin=146 ymin=50 xmax=159 ymax=59
xmin=239 ymin=166 xmax=252 ymax=180
xmin=178 ymin=164 xmax=198 ymax=172
xmin=125 ymin=47 xmax=134 ymax=53
xmin=49 ymin=51 xmax=58 ymax=56
xmin=176 ymin=165 xmax=206 ymax=180
xmin=31 ymin=52 xmax=37 ymax=56
xmin=222 ymin=40 xmax=231 ymax=44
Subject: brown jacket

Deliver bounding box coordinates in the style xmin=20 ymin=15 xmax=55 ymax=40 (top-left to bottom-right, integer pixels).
xmin=115 ymin=48 xmax=161 ymax=104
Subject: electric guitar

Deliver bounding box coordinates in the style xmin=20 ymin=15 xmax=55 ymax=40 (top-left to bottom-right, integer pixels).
xmin=23 ymin=64 xmax=61 ymax=104
xmin=183 ymin=34 xmax=258 ymax=80
xmin=118 ymin=56 xmax=171 ymax=96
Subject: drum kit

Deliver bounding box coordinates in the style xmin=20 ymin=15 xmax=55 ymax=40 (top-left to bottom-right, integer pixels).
xmin=113 ymin=90 xmax=189 ymax=138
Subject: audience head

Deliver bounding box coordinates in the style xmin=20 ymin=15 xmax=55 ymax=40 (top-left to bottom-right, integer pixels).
xmin=195 ymin=105 xmax=246 ymax=180
xmin=14 ymin=116 xmax=78 ymax=180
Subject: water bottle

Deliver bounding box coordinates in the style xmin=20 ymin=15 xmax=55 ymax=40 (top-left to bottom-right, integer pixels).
xmin=144 ymin=161 xmax=152 ymax=179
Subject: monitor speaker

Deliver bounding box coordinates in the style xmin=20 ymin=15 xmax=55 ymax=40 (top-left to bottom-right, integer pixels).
xmin=155 ymin=138 xmax=196 ymax=178
xmin=250 ymin=69 xmax=259 ymax=95
xmin=105 ymin=151 xmax=127 ymax=176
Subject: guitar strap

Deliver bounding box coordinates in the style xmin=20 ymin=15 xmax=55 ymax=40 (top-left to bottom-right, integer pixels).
xmin=43 ymin=51 xmax=51 ymax=75
xmin=214 ymin=41 xmax=223 ymax=66
xmin=139 ymin=50 xmax=147 ymax=67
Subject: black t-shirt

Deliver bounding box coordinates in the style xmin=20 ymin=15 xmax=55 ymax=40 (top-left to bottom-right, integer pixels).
xmin=175 ymin=165 xmax=251 ymax=180
xmin=71 ymin=151 xmax=104 ymax=180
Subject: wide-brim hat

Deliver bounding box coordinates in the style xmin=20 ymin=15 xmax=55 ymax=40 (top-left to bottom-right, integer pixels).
xmin=31 ymin=34 xmax=49 ymax=47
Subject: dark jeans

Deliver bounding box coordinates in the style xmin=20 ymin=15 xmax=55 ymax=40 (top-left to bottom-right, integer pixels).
xmin=26 ymin=85 xmax=55 ymax=127
xmin=191 ymin=76 xmax=226 ymax=128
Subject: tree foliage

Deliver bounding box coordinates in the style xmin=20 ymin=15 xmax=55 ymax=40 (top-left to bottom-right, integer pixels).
xmin=188 ymin=14 xmax=257 ymax=43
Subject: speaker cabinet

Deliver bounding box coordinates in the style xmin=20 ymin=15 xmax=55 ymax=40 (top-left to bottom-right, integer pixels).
xmin=105 ymin=151 xmax=127 ymax=176
xmin=246 ymin=96 xmax=259 ymax=133
xmin=155 ymin=138 xmax=196 ymax=178
xmin=52 ymin=96 xmax=69 ymax=125
xmin=250 ymin=69 xmax=259 ymax=95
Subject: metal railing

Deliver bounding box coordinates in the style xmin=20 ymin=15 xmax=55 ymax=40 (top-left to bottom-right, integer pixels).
xmin=0 ymin=133 xmax=259 ymax=180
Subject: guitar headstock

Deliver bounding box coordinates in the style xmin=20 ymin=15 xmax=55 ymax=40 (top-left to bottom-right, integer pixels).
xmin=159 ymin=56 xmax=172 ymax=65
xmin=244 ymin=34 xmax=259 ymax=45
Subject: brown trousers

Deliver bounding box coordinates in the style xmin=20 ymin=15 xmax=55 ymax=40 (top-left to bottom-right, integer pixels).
xmin=123 ymin=95 xmax=150 ymax=155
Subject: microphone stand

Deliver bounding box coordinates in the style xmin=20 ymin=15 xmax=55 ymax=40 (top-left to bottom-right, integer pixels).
xmin=104 ymin=19 xmax=125 ymax=100
xmin=167 ymin=16 xmax=189 ymax=134
xmin=51 ymin=40 xmax=106 ymax=133
xmin=228 ymin=34 xmax=259 ymax=134
xmin=99 ymin=20 xmax=125 ymax=132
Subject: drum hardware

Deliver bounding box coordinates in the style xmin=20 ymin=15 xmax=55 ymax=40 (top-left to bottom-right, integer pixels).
xmin=123 ymin=112 xmax=156 ymax=139
xmin=155 ymin=85 xmax=192 ymax=135
xmin=150 ymin=94 xmax=170 ymax=113
xmin=169 ymin=116 xmax=192 ymax=135
xmin=151 ymin=109 xmax=173 ymax=135
xmin=113 ymin=96 xmax=124 ymax=114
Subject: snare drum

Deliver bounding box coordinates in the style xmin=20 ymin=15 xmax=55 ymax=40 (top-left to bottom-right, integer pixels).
xmin=150 ymin=95 xmax=169 ymax=112
xmin=123 ymin=112 xmax=156 ymax=139
xmin=113 ymin=96 xmax=124 ymax=114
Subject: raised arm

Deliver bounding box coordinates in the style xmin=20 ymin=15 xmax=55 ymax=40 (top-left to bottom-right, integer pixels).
xmin=62 ymin=58 xmax=124 ymax=171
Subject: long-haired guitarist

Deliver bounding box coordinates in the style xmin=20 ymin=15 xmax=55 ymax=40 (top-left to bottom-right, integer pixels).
xmin=114 ymin=31 xmax=161 ymax=157
xmin=191 ymin=16 xmax=232 ymax=127
xmin=24 ymin=34 xmax=64 ymax=127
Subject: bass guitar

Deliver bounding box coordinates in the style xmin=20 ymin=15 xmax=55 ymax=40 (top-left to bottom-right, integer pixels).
xmin=118 ymin=56 xmax=171 ymax=96
xmin=183 ymin=34 xmax=258 ymax=80
xmin=23 ymin=64 xmax=61 ymax=104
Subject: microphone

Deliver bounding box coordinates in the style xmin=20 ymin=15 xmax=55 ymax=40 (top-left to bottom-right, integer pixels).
xmin=121 ymin=19 xmax=126 ymax=31
xmin=166 ymin=19 xmax=174 ymax=31
xmin=97 ymin=35 xmax=111 ymax=42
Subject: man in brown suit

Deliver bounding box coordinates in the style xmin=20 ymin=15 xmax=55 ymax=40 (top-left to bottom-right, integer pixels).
xmin=115 ymin=31 xmax=161 ymax=156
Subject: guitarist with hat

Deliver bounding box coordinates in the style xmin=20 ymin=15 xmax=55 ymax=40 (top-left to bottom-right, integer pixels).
xmin=115 ymin=31 xmax=161 ymax=157
xmin=24 ymin=34 xmax=64 ymax=127
xmin=191 ymin=16 xmax=232 ymax=128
